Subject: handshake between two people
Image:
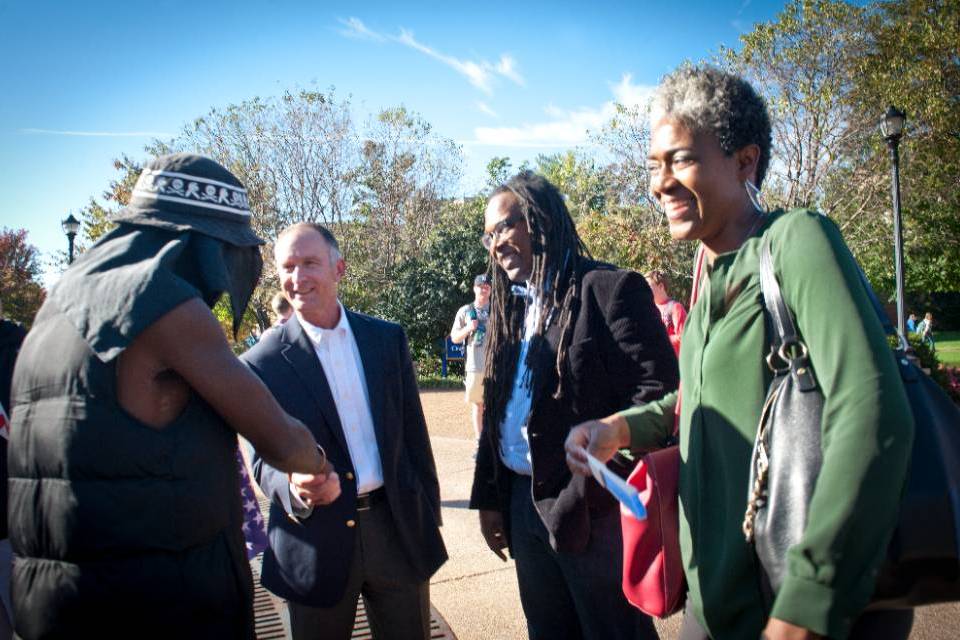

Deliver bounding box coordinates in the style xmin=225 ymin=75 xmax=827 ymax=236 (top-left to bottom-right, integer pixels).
xmin=289 ymin=448 xmax=342 ymax=508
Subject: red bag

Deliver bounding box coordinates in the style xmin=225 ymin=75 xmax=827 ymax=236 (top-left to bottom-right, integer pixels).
xmin=620 ymin=245 xmax=705 ymax=617
xmin=621 ymin=445 xmax=685 ymax=617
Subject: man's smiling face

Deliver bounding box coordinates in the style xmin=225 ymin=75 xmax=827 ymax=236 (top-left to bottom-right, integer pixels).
xmin=484 ymin=192 xmax=532 ymax=283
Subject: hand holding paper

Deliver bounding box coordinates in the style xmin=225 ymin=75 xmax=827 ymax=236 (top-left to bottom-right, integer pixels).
xmin=586 ymin=451 xmax=646 ymax=521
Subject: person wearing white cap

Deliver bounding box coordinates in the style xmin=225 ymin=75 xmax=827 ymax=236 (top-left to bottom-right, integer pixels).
xmin=450 ymin=273 xmax=491 ymax=453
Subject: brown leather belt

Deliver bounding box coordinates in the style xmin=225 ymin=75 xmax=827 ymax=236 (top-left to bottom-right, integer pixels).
xmin=356 ymin=487 xmax=386 ymax=512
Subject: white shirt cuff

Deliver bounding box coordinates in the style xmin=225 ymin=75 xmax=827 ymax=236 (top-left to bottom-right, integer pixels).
xmin=289 ymin=483 xmax=314 ymax=518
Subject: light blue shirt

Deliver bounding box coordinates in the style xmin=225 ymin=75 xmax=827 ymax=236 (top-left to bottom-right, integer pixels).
xmin=499 ymin=289 xmax=542 ymax=476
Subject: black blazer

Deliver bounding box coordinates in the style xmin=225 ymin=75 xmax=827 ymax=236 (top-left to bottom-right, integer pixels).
xmin=470 ymin=260 xmax=679 ymax=553
xmin=242 ymin=310 xmax=447 ymax=606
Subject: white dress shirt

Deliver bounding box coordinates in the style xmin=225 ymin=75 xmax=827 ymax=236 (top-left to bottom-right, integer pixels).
xmin=292 ymin=302 xmax=384 ymax=506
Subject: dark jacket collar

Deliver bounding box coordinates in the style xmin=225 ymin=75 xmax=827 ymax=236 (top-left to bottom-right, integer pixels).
xmin=278 ymin=309 xmax=388 ymax=458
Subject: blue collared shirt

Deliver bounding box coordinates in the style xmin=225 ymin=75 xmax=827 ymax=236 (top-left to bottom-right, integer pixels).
xmin=499 ymin=288 xmax=542 ymax=476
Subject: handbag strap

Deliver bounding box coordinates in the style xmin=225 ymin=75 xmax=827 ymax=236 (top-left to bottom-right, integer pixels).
xmin=851 ymin=264 xmax=917 ymax=358
xmin=759 ymin=236 xmax=817 ymax=391
xmin=759 ymin=236 xmax=797 ymax=354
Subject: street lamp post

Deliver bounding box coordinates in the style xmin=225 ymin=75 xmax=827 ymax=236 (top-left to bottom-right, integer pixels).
xmin=880 ymin=105 xmax=907 ymax=343
xmin=61 ymin=213 xmax=81 ymax=265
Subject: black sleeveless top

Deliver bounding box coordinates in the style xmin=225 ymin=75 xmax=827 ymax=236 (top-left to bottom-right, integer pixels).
xmin=8 ymin=227 xmax=256 ymax=639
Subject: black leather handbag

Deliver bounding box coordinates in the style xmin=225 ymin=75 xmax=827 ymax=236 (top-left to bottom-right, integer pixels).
xmin=743 ymin=234 xmax=960 ymax=609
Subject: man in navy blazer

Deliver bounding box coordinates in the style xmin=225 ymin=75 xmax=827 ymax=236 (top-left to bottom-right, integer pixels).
xmin=242 ymin=223 xmax=447 ymax=640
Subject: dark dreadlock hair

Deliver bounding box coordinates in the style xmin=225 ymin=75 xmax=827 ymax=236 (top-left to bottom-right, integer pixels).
xmin=481 ymin=171 xmax=591 ymax=442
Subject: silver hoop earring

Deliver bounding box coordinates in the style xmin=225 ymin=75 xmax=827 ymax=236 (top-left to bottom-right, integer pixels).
xmin=646 ymin=194 xmax=665 ymax=216
xmin=745 ymin=180 xmax=765 ymax=213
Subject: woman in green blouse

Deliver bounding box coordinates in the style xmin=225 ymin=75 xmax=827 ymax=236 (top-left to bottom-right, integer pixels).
xmin=565 ymin=66 xmax=914 ymax=640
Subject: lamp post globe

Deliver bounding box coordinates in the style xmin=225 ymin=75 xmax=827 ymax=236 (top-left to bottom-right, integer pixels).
xmin=61 ymin=213 xmax=81 ymax=265
xmin=879 ymin=106 xmax=907 ymax=344
xmin=881 ymin=106 xmax=906 ymax=143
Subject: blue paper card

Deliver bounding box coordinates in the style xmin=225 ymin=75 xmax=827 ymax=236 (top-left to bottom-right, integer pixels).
xmin=586 ymin=452 xmax=647 ymax=521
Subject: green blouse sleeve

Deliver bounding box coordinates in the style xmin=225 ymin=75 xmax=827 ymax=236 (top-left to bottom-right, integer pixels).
xmin=618 ymin=389 xmax=678 ymax=453
xmin=768 ymin=211 xmax=914 ymax=638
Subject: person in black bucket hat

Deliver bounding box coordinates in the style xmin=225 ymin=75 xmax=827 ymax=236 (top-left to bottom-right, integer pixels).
xmin=7 ymin=153 xmax=338 ymax=639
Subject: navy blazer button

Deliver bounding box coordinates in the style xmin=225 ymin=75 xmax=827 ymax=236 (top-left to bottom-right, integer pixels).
xmin=346 ymin=519 xmax=356 ymax=528
xmin=345 ymin=472 xmax=355 ymax=481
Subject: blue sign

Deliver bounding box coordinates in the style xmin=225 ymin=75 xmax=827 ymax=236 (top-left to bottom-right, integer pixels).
xmin=441 ymin=337 xmax=465 ymax=378
xmin=446 ymin=338 xmax=465 ymax=360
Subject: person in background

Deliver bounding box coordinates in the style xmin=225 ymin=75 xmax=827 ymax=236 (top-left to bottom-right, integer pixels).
xmin=258 ymin=291 xmax=294 ymax=342
xmin=917 ymin=311 xmax=936 ymax=350
xmin=242 ymin=222 xmax=446 ymax=640
xmin=450 ymin=273 xmax=491 ymax=454
xmin=0 ymin=298 xmax=26 ymax=640
xmin=271 ymin=291 xmax=293 ymax=325
xmin=7 ymin=154 xmax=331 ymax=638
xmin=906 ymin=312 xmax=918 ymax=334
xmin=645 ymin=270 xmax=687 ymax=356
xmin=471 ymin=171 xmax=677 ymax=640
xmin=565 ymin=66 xmax=914 ymax=640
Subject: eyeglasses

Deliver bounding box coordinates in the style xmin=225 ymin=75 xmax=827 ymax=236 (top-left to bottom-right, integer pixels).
xmin=481 ymin=214 xmax=524 ymax=251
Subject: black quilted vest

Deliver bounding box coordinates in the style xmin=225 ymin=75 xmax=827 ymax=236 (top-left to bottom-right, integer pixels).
xmin=8 ymin=301 xmax=254 ymax=639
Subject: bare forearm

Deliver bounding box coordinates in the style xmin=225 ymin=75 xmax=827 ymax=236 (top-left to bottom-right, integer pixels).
xmin=247 ymin=415 xmax=323 ymax=475
xmin=450 ymin=325 xmax=471 ymax=344
xmin=144 ymin=299 xmax=324 ymax=474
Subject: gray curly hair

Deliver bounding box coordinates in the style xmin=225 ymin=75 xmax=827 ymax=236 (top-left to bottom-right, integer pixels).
xmin=650 ymin=65 xmax=772 ymax=187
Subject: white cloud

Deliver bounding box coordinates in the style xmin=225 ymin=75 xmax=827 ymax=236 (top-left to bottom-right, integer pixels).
xmin=19 ymin=128 xmax=171 ymax=137
xmin=543 ymin=103 xmax=567 ymax=119
xmin=468 ymin=74 xmax=654 ymax=148
xmin=396 ymin=29 xmax=501 ymax=94
xmin=495 ymin=55 xmax=524 ymax=86
xmin=611 ymin=73 xmax=654 ymax=107
xmin=338 ymin=19 xmax=523 ymax=95
xmin=337 ymin=17 xmax=385 ymax=42
xmin=477 ymin=102 xmax=498 ymax=118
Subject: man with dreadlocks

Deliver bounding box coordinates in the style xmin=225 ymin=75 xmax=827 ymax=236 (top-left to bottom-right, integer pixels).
xmin=469 ymin=171 xmax=678 ymax=640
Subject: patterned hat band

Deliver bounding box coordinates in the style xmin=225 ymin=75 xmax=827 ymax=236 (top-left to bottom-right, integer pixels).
xmin=131 ymin=168 xmax=251 ymax=218
xmin=111 ymin=153 xmax=263 ymax=247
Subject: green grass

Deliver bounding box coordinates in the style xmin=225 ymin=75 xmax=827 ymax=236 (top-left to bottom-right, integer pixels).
xmin=417 ymin=373 xmax=464 ymax=390
xmin=934 ymin=330 xmax=960 ymax=367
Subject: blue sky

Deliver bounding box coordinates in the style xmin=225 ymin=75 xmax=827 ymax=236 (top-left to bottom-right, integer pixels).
xmin=0 ymin=0 xmax=788 ymax=284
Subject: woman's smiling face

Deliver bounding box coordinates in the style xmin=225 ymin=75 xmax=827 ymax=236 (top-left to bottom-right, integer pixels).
xmin=647 ymin=117 xmax=748 ymax=245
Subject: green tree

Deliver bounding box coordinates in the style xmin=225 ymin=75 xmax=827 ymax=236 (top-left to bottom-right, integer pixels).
xmin=67 ymin=155 xmax=141 ymax=266
xmin=591 ymin=101 xmax=652 ymax=208
xmin=375 ymin=198 xmax=487 ymax=367
xmin=722 ymin=0 xmax=960 ymax=302
xmin=349 ymin=106 xmax=463 ymax=304
xmin=841 ymin=0 xmax=960 ymax=295
xmin=534 ymin=150 xmax=608 ymax=219
xmin=586 ymin=96 xmax=697 ymax=296
xmin=577 ymin=207 xmax=698 ymax=302
xmin=484 ymin=156 xmax=513 ymax=193
xmin=721 ymin=0 xmax=868 ymax=211
xmin=0 ymin=228 xmax=45 ymax=326
xmin=78 ymin=89 xmax=467 ymax=347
